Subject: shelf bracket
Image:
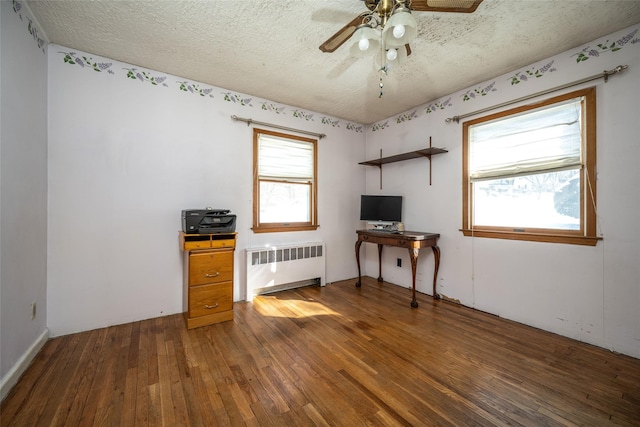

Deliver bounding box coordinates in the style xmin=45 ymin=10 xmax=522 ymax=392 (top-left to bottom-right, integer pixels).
xmin=378 ymin=149 xmax=383 ymax=189
xmin=429 ymin=136 xmax=432 ymax=185
xmin=414 ymin=136 xmax=436 ymax=185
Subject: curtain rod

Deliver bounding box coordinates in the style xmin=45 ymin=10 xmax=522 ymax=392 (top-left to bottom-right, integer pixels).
xmin=445 ymin=64 xmax=629 ymax=124
xmin=231 ymin=115 xmax=326 ymax=139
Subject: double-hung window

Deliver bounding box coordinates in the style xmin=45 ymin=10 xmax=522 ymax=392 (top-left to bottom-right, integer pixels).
xmin=462 ymin=87 xmax=599 ymax=245
xmin=253 ymin=128 xmax=318 ymax=233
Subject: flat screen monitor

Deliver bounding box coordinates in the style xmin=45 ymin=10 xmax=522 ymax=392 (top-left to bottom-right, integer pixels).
xmin=359 ymin=195 xmax=402 ymax=225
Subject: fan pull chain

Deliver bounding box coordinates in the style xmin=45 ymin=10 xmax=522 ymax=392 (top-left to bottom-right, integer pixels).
xmin=378 ymin=65 xmax=388 ymax=98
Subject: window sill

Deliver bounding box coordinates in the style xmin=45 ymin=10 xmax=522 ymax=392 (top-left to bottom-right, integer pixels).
xmin=252 ymin=224 xmax=319 ymax=234
xmin=460 ymin=229 xmax=602 ymax=246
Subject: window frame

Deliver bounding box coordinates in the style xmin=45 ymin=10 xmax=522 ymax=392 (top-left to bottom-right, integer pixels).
xmin=252 ymin=128 xmax=318 ymax=233
xmin=461 ymin=87 xmax=600 ymax=246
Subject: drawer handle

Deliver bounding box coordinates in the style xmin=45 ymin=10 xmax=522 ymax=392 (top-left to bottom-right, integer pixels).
xmin=205 ymin=303 xmax=219 ymax=309
xmin=205 ymin=272 xmax=220 ymax=278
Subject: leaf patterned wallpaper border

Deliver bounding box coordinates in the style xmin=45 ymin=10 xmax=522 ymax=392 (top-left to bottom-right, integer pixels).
xmin=372 ymin=26 xmax=639 ymax=132
xmin=12 ymin=0 xmax=46 ymax=53
xmin=11 ymin=1 xmax=638 ymax=135
xmin=11 ymin=1 xmax=364 ymax=134
xmin=56 ymin=48 xmax=365 ymax=133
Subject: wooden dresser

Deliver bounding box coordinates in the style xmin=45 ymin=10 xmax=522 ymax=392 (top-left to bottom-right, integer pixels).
xmin=180 ymin=232 xmax=237 ymax=329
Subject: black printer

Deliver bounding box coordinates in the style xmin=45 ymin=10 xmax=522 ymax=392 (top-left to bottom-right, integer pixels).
xmin=181 ymin=209 xmax=236 ymax=234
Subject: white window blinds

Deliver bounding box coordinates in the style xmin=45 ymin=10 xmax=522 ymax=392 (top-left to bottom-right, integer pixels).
xmin=468 ymin=97 xmax=583 ymax=181
xmin=258 ymin=133 xmax=314 ymax=182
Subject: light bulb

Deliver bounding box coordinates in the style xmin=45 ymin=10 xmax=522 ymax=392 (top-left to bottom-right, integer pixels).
xmin=386 ymin=48 xmax=398 ymax=61
xmin=393 ymin=24 xmax=405 ymax=39
xmin=358 ymin=38 xmax=370 ymax=51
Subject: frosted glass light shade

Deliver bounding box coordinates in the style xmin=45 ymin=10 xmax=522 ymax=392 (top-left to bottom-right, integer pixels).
xmin=349 ymin=25 xmax=381 ymax=57
xmin=382 ymin=8 xmax=417 ymax=48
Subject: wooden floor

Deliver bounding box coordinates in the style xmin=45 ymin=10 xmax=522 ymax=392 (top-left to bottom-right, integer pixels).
xmin=2 ymin=278 xmax=640 ymax=426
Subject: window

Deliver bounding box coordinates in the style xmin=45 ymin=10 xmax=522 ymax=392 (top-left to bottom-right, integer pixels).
xmin=462 ymin=87 xmax=599 ymax=245
xmin=253 ymin=128 xmax=318 ymax=233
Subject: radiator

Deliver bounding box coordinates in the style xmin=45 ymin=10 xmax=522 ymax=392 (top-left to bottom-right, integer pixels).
xmin=245 ymin=242 xmax=326 ymax=301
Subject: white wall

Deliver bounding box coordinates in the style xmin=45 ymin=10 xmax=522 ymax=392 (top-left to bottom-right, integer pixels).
xmin=363 ymin=24 xmax=640 ymax=358
xmin=4 ymin=5 xmax=638 ymax=380
xmin=1 ymin=0 xmax=49 ymax=399
xmin=46 ymin=47 xmax=366 ymax=336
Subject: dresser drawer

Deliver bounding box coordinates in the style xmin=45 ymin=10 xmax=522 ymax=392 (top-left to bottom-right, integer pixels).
xmin=183 ymin=238 xmax=236 ymax=251
xmin=188 ymin=282 xmax=233 ymax=318
xmin=183 ymin=240 xmax=210 ymax=250
xmin=188 ymin=251 xmax=233 ymax=286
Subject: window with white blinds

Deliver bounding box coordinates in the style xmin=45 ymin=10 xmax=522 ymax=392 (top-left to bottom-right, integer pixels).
xmin=468 ymin=98 xmax=583 ymax=181
xmin=257 ymin=133 xmax=314 ymax=182
xmin=462 ymin=87 xmax=599 ymax=246
xmin=253 ymin=129 xmax=318 ymax=233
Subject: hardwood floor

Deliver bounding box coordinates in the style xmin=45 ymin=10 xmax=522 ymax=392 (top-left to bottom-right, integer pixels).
xmin=2 ymin=278 xmax=640 ymax=426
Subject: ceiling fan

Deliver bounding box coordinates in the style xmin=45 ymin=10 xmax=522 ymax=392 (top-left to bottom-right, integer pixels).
xmin=319 ymin=0 xmax=484 ymax=54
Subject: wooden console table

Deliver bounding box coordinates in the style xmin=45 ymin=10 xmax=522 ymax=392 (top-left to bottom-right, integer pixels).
xmin=355 ymin=230 xmax=441 ymax=307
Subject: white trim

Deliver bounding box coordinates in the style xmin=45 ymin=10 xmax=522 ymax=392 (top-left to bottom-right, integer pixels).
xmin=0 ymin=328 xmax=49 ymax=402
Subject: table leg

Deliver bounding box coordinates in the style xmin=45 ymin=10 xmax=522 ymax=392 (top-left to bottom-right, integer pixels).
xmin=355 ymin=240 xmax=363 ymax=287
xmin=377 ymin=244 xmax=384 ymax=282
xmin=408 ymin=248 xmax=419 ymax=308
xmin=432 ymin=245 xmax=441 ymax=299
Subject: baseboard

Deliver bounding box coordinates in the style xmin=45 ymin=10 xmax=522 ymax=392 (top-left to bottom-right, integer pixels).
xmin=252 ymin=278 xmax=321 ymax=298
xmin=0 ymin=328 xmax=49 ymax=403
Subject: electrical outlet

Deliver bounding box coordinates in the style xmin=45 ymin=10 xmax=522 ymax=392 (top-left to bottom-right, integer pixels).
xmin=397 ymin=258 xmax=402 ymax=267
xmin=30 ymin=302 xmax=36 ymax=320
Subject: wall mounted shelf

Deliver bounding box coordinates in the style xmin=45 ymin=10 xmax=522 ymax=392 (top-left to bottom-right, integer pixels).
xmin=359 ymin=137 xmax=448 ymax=188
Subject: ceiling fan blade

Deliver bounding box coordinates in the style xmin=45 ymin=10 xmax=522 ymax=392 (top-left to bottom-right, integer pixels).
xmin=319 ymin=12 xmax=368 ymax=53
xmin=409 ymin=0 xmax=483 ymax=13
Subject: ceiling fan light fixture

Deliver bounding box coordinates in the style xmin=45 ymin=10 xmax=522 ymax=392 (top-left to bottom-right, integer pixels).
xmin=382 ymin=6 xmax=417 ymax=48
xmin=349 ymin=24 xmax=381 ymax=57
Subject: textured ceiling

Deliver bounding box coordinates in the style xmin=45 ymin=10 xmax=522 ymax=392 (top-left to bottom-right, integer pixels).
xmin=25 ymin=0 xmax=640 ymax=124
